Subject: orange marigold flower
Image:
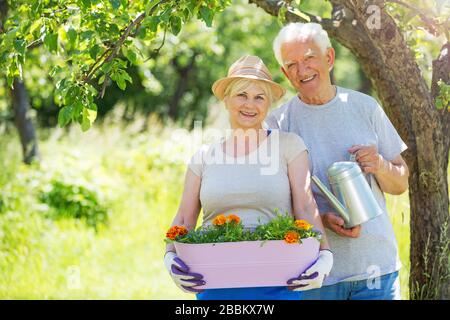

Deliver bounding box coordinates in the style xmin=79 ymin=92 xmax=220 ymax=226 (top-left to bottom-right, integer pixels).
xmin=213 ymin=214 xmax=227 ymax=226
xmin=166 ymin=225 xmax=188 ymax=240
xmin=295 ymin=219 xmax=313 ymax=230
xmin=284 ymin=231 xmax=300 ymax=244
xmin=177 ymin=226 xmax=188 ymax=236
xmin=227 ymin=214 xmax=241 ymax=224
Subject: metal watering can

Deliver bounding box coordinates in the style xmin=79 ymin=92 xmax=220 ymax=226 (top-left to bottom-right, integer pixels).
xmin=311 ymin=161 xmax=383 ymax=228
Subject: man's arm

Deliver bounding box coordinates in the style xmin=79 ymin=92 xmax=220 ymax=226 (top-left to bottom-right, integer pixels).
xmin=374 ymin=154 xmax=409 ymax=195
xmin=348 ymin=145 xmax=409 ymax=195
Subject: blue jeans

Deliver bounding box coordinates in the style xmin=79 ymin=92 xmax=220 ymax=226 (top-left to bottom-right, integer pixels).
xmin=197 ymin=286 xmax=301 ymax=300
xmin=301 ymin=271 xmax=401 ymax=300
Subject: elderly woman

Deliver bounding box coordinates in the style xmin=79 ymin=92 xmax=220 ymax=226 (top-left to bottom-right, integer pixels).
xmin=164 ymin=55 xmax=333 ymax=300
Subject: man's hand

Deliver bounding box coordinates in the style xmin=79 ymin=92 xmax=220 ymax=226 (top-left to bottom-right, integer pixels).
xmin=322 ymin=213 xmax=361 ymax=238
xmin=348 ymin=144 xmax=386 ymax=174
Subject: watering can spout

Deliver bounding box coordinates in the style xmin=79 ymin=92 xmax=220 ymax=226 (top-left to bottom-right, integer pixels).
xmin=311 ymin=175 xmax=351 ymax=225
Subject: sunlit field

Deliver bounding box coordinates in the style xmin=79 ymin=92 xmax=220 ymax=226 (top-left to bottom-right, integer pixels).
xmin=0 ymin=120 xmax=435 ymax=300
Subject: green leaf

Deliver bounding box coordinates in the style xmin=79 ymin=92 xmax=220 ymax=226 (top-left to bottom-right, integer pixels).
xmin=109 ymin=24 xmax=120 ymax=35
xmin=89 ymin=44 xmax=100 ymax=59
xmin=49 ymin=65 xmax=62 ymax=78
xmin=170 ymin=16 xmax=182 ymax=36
xmin=64 ymin=85 xmax=81 ymax=105
xmin=44 ymin=33 xmax=58 ymax=53
xmin=121 ymin=71 xmax=132 ymax=84
xmin=147 ymin=16 xmax=160 ymax=33
xmin=159 ymin=7 xmax=172 ymax=23
xmin=278 ymin=4 xmax=287 ymax=27
xmin=6 ymin=74 xmax=14 ymax=88
xmin=98 ymin=74 xmax=105 ymax=85
xmin=116 ymin=77 xmax=126 ymax=90
xmin=80 ymin=0 xmax=92 ymax=9
xmin=122 ymin=48 xmax=137 ymax=65
xmin=13 ymin=39 xmax=26 ymax=56
xmin=29 ymin=19 xmax=42 ymax=37
xmin=81 ymin=116 xmax=91 ymax=131
xmin=109 ymin=0 xmax=120 ymax=10
xmin=67 ymin=28 xmax=77 ymax=47
xmin=199 ymin=7 xmax=214 ymax=27
xmin=80 ymin=30 xmax=95 ymax=41
xmin=145 ymin=0 xmax=160 ymax=14
xmin=58 ymin=105 xmax=73 ymax=127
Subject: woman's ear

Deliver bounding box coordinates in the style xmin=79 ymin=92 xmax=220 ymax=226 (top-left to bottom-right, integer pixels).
xmin=223 ymin=96 xmax=229 ymax=109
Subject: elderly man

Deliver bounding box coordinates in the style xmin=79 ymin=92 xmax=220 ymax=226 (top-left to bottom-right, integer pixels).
xmin=265 ymin=23 xmax=409 ymax=300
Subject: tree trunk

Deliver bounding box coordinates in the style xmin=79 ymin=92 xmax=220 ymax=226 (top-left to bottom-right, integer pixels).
xmin=11 ymin=78 xmax=40 ymax=164
xmin=358 ymin=67 xmax=372 ymax=95
xmin=249 ymin=0 xmax=450 ymax=299
xmin=168 ymin=52 xmax=198 ymax=120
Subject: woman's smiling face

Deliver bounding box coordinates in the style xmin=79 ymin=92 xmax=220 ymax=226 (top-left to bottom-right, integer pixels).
xmin=224 ymin=80 xmax=271 ymax=130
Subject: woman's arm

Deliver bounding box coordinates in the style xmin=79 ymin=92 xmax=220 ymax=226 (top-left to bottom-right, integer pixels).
xmin=165 ymin=168 xmax=202 ymax=254
xmin=288 ymin=151 xmax=330 ymax=250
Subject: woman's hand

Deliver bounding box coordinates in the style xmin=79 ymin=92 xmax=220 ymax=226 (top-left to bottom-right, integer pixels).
xmin=287 ymin=250 xmax=333 ymax=291
xmin=164 ymin=252 xmax=206 ymax=293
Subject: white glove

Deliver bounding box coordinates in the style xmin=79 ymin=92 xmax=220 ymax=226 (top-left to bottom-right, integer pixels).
xmin=287 ymin=249 xmax=333 ymax=291
xmin=164 ymin=251 xmax=205 ymax=293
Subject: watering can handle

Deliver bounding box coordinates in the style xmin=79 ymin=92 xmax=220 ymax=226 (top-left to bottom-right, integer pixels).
xmin=311 ymin=175 xmax=351 ymax=225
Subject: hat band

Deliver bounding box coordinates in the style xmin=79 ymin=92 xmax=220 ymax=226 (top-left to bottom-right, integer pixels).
xmin=228 ymin=66 xmax=272 ymax=81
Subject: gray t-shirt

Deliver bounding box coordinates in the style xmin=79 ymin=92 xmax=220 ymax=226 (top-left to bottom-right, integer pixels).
xmin=189 ymin=131 xmax=308 ymax=229
xmin=265 ymin=86 xmax=408 ymax=286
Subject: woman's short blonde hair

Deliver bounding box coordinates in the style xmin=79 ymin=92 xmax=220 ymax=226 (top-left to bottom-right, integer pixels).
xmin=223 ymin=78 xmax=275 ymax=104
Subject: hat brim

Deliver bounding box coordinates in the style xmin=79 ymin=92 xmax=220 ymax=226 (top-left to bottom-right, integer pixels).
xmin=211 ymin=75 xmax=286 ymax=102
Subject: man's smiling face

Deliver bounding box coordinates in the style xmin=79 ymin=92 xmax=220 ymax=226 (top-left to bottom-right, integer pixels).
xmin=280 ymin=39 xmax=335 ymax=101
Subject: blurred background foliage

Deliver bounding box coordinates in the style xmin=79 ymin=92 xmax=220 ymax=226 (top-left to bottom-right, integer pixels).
xmin=0 ymin=0 xmax=446 ymax=128
xmin=0 ymin=0 xmax=448 ymax=299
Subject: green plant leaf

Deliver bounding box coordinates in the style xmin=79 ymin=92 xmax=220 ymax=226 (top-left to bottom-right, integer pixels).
xmin=58 ymin=105 xmax=73 ymax=127
xmin=170 ymin=16 xmax=182 ymax=35
xmin=89 ymin=44 xmax=100 ymax=60
xmin=109 ymin=0 xmax=120 ymax=10
xmin=67 ymin=28 xmax=77 ymax=47
xmin=199 ymin=7 xmax=214 ymax=27
xmin=44 ymin=32 xmax=58 ymax=53
xmin=13 ymin=39 xmax=26 ymax=56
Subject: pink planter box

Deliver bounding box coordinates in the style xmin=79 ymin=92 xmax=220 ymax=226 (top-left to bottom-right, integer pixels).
xmin=174 ymin=237 xmax=320 ymax=289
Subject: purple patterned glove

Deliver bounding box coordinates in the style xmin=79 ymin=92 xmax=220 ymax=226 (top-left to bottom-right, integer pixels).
xmin=286 ymin=250 xmax=333 ymax=291
xmin=164 ymin=252 xmax=205 ymax=293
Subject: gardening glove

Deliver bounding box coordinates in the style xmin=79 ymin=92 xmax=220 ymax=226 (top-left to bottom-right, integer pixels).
xmin=287 ymin=249 xmax=333 ymax=291
xmin=164 ymin=251 xmax=205 ymax=294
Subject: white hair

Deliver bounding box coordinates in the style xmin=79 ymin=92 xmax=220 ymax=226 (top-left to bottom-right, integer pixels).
xmin=273 ymin=22 xmax=332 ymax=66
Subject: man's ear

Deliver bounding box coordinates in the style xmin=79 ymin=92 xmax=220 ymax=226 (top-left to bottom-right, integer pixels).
xmin=327 ymin=47 xmax=335 ymax=71
xmin=281 ymin=66 xmax=289 ymax=78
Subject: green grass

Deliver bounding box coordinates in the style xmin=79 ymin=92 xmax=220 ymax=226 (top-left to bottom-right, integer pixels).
xmin=0 ymin=122 xmax=443 ymax=299
xmin=0 ymin=122 xmax=194 ymax=299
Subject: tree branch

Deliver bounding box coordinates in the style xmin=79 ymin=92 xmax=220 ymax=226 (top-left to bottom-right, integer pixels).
xmin=387 ymin=0 xmax=441 ymax=37
xmin=26 ymin=39 xmax=43 ymax=50
xmin=82 ymin=0 xmax=168 ymax=83
xmin=248 ymin=0 xmax=332 ymax=25
xmin=82 ymin=12 xmax=146 ymax=82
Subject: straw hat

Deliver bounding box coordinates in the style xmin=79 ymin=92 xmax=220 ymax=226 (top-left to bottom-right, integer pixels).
xmin=211 ymin=55 xmax=286 ymax=101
